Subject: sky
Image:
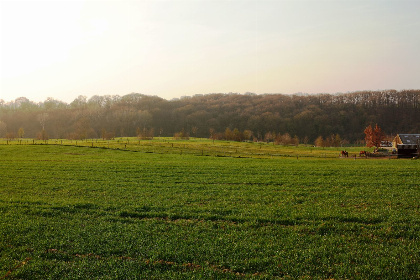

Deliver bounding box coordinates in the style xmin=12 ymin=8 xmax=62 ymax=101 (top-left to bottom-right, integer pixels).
xmin=1 ymin=0 xmax=420 ymax=104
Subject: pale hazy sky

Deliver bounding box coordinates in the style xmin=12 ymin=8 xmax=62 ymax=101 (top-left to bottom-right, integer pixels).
xmin=1 ymin=0 xmax=419 ymax=103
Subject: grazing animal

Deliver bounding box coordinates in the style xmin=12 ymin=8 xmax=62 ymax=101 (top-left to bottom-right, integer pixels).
xmin=359 ymin=151 xmax=367 ymax=157
xmin=341 ymin=150 xmax=349 ymax=157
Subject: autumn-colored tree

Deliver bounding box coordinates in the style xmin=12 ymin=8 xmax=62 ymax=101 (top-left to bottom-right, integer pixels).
xmin=292 ymin=135 xmax=300 ymax=146
xmin=6 ymin=131 xmax=16 ymax=140
xmin=334 ymin=134 xmax=342 ymax=147
xmin=18 ymin=127 xmax=25 ymax=138
xmin=243 ymin=130 xmax=253 ymax=141
xmin=264 ymin=132 xmax=274 ymax=143
xmin=232 ymin=128 xmax=243 ymax=142
xmin=174 ymin=128 xmax=189 ymax=140
xmin=373 ymin=124 xmax=385 ymax=148
xmin=37 ymin=129 xmax=49 ymax=140
xmin=364 ymin=125 xmax=373 ymax=147
xmin=280 ymin=133 xmax=292 ymax=145
xmin=326 ymin=134 xmax=342 ymax=147
xmin=137 ymin=127 xmax=154 ymax=140
xmin=364 ymin=124 xmax=385 ymax=149
xmin=314 ymin=136 xmax=324 ymax=147
xmin=224 ymin=128 xmax=233 ymax=141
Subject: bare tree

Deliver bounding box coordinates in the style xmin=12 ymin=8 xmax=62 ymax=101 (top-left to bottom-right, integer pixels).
xmin=37 ymin=113 xmax=49 ymax=130
xmin=191 ymin=126 xmax=198 ymax=137
xmin=0 ymin=121 xmax=6 ymax=137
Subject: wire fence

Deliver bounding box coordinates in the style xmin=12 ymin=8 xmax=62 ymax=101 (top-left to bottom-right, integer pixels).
xmin=0 ymin=138 xmax=418 ymax=160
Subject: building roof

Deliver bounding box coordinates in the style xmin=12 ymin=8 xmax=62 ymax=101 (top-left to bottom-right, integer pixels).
xmin=397 ymin=134 xmax=420 ymax=145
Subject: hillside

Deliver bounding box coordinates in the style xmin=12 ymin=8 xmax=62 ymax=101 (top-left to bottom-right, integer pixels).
xmin=1 ymin=90 xmax=419 ymax=143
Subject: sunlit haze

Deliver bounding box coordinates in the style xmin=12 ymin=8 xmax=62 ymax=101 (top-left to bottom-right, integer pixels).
xmin=1 ymin=0 xmax=419 ymax=103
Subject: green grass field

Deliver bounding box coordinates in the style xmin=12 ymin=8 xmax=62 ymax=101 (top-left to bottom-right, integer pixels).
xmin=0 ymin=140 xmax=419 ymax=279
xmin=0 ymin=137 xmax=378 ymax=159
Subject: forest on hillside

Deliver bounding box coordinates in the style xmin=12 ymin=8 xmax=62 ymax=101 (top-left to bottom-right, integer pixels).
xmin=0 ymin=90 xmax=419 ymax=144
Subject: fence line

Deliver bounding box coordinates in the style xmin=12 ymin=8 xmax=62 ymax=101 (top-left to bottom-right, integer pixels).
xmin=0 ymin=139 xmax=418 ymax=159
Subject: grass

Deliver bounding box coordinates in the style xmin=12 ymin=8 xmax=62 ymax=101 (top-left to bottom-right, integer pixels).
xmin=0 ymin=140 xmax=419 ymax=279
xmin=0 ymin=137 xmax=374 ymax=159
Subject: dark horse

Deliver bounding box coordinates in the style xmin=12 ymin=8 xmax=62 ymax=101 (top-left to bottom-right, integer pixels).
xmin=359 ymin=150 xmax=367 ymax=157
xmin=341 ymin=150 xmax=349 ymax=157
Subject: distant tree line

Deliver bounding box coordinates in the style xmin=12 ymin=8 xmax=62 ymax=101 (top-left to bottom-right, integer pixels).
xmin=0 ymin=90 xmax=419 ymax=144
